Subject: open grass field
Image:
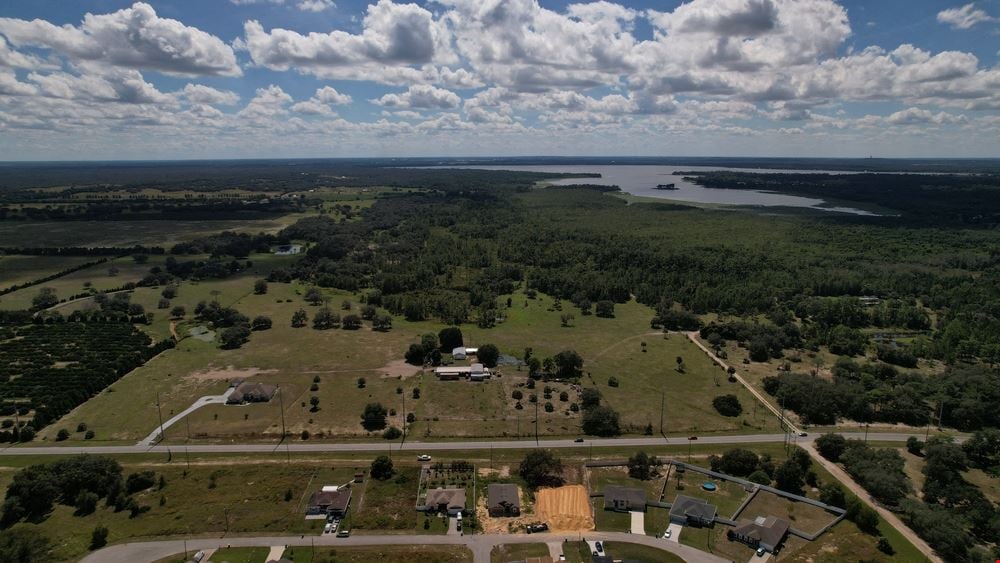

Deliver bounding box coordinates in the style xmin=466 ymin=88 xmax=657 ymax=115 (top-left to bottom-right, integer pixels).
xmin=602 ymin=541 xmax=685 ymax=563
xmin=0 ymin=254 xmax=96 ymax=291
xmin=0 ymin=216 xmax=302 ymax=248
xmin=0 ymin=254 xmax=174 ymax=310
xmin=210 ymin=547 xmax=270 ymax=563
xmin=38 ymin=278 xmax=783 ymax=444
xmin=348 ymin=467 xmax=421 ymax=534
xmin=737 ymin=490 xmax=838 ymax=536
xmin=490 ymin=543 xmax=549 ymax=563
xmin=2 ymin=460 xmax=370 ymax=562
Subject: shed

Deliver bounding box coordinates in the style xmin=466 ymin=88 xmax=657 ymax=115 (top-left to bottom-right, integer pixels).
xmin=669 ymin=495 xmax=717 ymax=526
xmin=603 ymin=485 xmax=646 ymax=512
xmin=452 ymin=347 xmax=467 ymax=360
xmin=487 ymin=483 xmax=521 ymax=517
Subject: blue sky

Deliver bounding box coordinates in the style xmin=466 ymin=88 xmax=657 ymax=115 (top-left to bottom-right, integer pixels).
xmin=0 ymin=0 xmax=998 ymax=160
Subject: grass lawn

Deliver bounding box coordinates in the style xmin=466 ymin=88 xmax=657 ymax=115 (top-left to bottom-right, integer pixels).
xmin=349 ymin=467 xmax=420 ymax=534
xmin=0 ymin=217 xmax=300 ymax=248
xmin=592 ymin=499 xmax=631 ymax=532
xmin=0 ymin=254 xmax=96 ymax=292
xmin=210 ymin=547 xmax=269 ymax=563
xmin=602 ymin=541 xmax=684 ymax=563
xmin=737 ymin=490 xmax=839 ymax=536
xmin=663 ymin=468 xmax=751 ymax=519
xmin=40 ymin=280 xmax=781 ymax=444
xmin=644 ymin=506 xmax=670 ymax=537
xmin=0 ymin=254 xmax=171 ymax=311
xmin=294 ymin=545 xmax=472 ymax=562
xmin=490 ymin=543 xmax=549 ymax=563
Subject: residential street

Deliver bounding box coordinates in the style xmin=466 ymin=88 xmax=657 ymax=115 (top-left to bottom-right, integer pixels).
xmin=80 ymin=531 xmax=731 ymax=563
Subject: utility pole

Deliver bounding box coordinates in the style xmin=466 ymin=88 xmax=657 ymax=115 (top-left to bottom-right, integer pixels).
xmin=278 ymin=385 xmax=287 ymax=440
xmin=185 ymin=447 xmax=190 ymax=474
xmin=155 ymin=392 xmax=165 ymax=444
xmin=185 ymin=412 xmax=191 ymax=441
xmin=534 ymin=398 xmax=539 ymax=446
xmin=402 ymin=391 xmax=407 ymax=443
xmin=864 ymin=423 xmax=870 ymax=445
xmin=659 ymin=392 xmax=665 ymax=436
xmin=936 ymin=399 xmax=945 ymax=430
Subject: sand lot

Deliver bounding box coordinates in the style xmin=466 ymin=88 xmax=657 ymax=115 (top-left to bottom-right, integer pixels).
xmin=534 ymin=485 xmax=594 ymax=531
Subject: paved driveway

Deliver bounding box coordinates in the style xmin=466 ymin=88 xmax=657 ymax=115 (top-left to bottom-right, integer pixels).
xmin=629 ymin=511 xmax=645 ymax=535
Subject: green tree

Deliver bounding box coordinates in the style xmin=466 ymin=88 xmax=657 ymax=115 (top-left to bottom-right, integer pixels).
xmin=373 ymin=313 xmax=393 ymax=331
xmin=253 ymin=279 xmax=268 ymax=295
xmin=815 ymin=433 xmax=848 ymax=462
xmin=219 ymin=324 xmax=251 ymax=349
xmin=361 ymin=402 xmax=388 ymax=431
xmin=553 ymin=350 xmax=583 ymax=379
xmin=0 ymin=527 xmax=51 ymax=562
xmin=251 ymin=316 xmax=272 ymax=331
xmin=627 ymin=451 xmax=661 ymax=480
xmin=370 ymin=455 xmax=394 ymax=480
xmin=31 ymin=288 xmax=58 ymax=310
xmin=291 ymin=309 xmax=308 ymax=328
xmin=595 ymin=300 xmax=615 ymax=318
xmin=312 ymin=307 xmax=338 ymax=329
xmin=438 ymin=327 xmax=464 ymax=351
xmin=477 ymin=344 xmax=500 ymax=368
xmin=518 ymin=450 xmax=564 ymax=488
xmin=581 ymin=405 xmax=621 ymax=437
xmin=773 ymin=459 xmax=804 ymax=495
xmin=712 ymin=394 xmax=742 ymax=417
xmin=304 ymin=286 xmax=323 ymax=305
xmin=718 ymin=449 xmax=759 ymax=476
xmin=342 ymin=314 xmax=362 ymax=330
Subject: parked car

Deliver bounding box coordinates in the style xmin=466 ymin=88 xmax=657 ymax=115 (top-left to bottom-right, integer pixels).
xmin=337 ymin=529 xmax=351 ymax=537
xmin=193 ymin=552 xmax=205 ymax=563
xmin=526 ymin=522 xmax=549 ymax=533
xmin=595 ymin=541 xmax=604 ymax=554
xmin=324 ymin=523 xmax=332 ymax=534
xmin=756 ymin=547 xmax=766 ymax=556
xmin=663 ymin=529 xmax=672 ymax=539
xmin=417 ymin=454 xmax=432 ymax=461
xmin=574 ymin=438 xmax=584 ymax=443
xmin=798 ymin=432 xmax=808 ymax=437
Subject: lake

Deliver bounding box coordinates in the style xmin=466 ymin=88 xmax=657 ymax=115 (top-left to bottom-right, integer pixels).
xmin=427 ymin=164 xmax=879 ymax=216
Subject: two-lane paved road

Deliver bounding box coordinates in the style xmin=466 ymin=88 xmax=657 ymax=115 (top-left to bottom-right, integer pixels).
xmin=0 ymin=432 xmax=916 ymax=457
xmin=81 ymin=531 xmax=730 ymax=563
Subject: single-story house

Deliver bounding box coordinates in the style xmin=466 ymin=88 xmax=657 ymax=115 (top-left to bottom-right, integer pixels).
xmin=422 ymin=487 xmax=466 ymax=516
xmin=274 ymin=244 xmax=302 ymax=255
xmin=452 ymin=347 xmax=468 ymax=360
xmin=226 ymin=382 xmax=277 ymax=404
xmin=603 ymin=485 xmax=646 ymax=512
xmin=669 ymin=495 xmax=717 ymax=527
xmin=487 ymin=483 xmax=521 ymax=517
xmin=306 ymin=487 xmax=352 ymax=517
xmin=727 ymin=516 xmax=791 ymax=553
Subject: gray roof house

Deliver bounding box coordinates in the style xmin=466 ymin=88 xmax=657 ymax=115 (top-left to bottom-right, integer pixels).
xmin=226 ymin=381 xmax=277 ymax=404
xmin=727 ymin=516 xmax=791 ymax=553
xmin=422 ymin=488 xmax=466 ymax=516
xmin=488 ymin=484 xmax=521 ymax=517
xmin=603 ymin=485 xmax=647 ymax=512
xmin=306 ymin=488 xmax=352 ymax=517
xmin=669 ymin=495 xmax=717 ymax=526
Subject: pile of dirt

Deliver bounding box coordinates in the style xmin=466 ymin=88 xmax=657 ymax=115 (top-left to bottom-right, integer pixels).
xmin=534 ymin=484 xmax=594 ymax=531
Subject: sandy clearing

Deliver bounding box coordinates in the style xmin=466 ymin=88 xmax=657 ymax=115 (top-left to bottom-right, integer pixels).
xmin=534 ymin=485 xmax=594 ymax=532
xmin=185 ymin=366 xmax=277 ymax=383
xmin=378 ymin=359 xmax=423 ymax=379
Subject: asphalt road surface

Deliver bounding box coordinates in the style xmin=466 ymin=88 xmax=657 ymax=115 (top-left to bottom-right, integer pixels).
xmin=80 ymin=530 xmax=730 ymax=563
xmin=0 ymin=432 xmax=917 ymax=457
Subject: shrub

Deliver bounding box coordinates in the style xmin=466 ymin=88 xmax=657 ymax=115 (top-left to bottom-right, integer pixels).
xmin=712 ymin=394 xmax=742 ymax=417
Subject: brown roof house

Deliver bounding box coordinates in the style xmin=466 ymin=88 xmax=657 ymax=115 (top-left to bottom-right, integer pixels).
xmin=422 ymin=487 xmax=466 ymax=516
xmin=306 ymin=487 xmax=352 ymax=517
xmin=727 ymin=516 xmax=791 ymax=553
xmin=227 ymin=381 xmax=277 ymax=404
xmin=487 ymin=484 xmax=521 ymax=517
xmin=603 ymin=485 xmax=646 ymax=512
xmin=669 ymin=495 xmax=717 ymax=527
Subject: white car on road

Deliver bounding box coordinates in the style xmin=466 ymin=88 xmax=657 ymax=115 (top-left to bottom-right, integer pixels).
xmin=417 ymin=454 xmax=432 ymax=461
